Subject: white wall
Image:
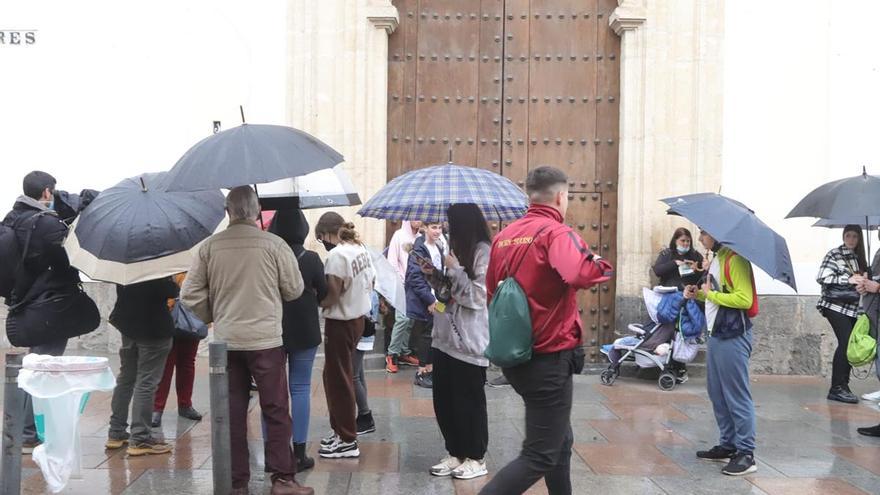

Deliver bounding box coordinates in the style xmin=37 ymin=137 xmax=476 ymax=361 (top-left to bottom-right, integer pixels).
xmin=0 ymin=0 xmax=287 ymax=206
xmin=723 ymin=0 xmax=880 ymax=295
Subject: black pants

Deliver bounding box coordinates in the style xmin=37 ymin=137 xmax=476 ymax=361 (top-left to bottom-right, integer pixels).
xmin=824 ymin=309 xmax=856 ymax=388
xmin=411 ymin=318 xmax=433 ymax=367
xmin=479 ymin=350 xmax=576 ymax=495
xmin=432 ymin=349 xmax=488 ymax=460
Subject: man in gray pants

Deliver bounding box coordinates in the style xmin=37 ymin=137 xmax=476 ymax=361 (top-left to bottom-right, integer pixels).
xmin=685 ymin=230 xmax=757 ymax=476
xmin=106 ymin=278 xmax=179 ymax=456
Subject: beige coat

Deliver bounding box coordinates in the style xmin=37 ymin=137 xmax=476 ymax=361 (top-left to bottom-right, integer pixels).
xmin=181 ymin=220 xmax=304 ymax=351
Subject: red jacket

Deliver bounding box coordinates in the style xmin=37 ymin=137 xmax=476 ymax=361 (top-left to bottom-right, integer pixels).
xmin=486 ymin=204 xmax=613 ymax=354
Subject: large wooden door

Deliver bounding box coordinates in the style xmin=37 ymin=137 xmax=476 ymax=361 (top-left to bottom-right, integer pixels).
xmin=387 ymin=0 xmax=620 ymax=362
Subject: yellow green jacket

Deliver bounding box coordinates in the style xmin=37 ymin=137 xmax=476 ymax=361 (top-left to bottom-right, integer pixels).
xmin=699 ymin=247 xmax=754 ymax=310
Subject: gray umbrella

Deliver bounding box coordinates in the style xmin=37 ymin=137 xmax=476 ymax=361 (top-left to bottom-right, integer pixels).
xmin=786 ymin=168 xmax=880 ymax=221
xmin=162 ymin=123 xmax=344 ymax=192
xmin=73 ymin=172 xmax=224 ymax=263
xmin=661 ymin=193 xmax=797 ymax=291
xmin=786 ymin=167 xmax=880 ymax=254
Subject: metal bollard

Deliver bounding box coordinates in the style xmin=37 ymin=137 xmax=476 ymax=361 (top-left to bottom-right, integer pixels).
xmin=209 ymin=342 xmax=232 ymax=495
xmin=2 ymin=352 xmax=25 ymax=495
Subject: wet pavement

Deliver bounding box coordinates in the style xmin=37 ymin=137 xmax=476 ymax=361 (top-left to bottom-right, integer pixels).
xmin=4 ymin=350 xmax=880 ymax=494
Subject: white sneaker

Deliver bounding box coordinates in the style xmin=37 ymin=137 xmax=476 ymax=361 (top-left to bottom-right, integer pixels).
xmin=430 ymin=455 xmax=463 ymax=476
xmin=318 ymin=439 xmax=359 ymax=458
xmin=320 ymin=431 xmax=339 ymax=447
xmin=861 ymin=390 xmax=880 ymax=401
xmin=452 ymin=458 xmax=488 ymax=480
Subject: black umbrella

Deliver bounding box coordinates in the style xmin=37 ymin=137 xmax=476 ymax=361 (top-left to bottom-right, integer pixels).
xmin=661 ymin=193 xmax=797 ymax=291
xmin=162 ymin=111 xmax=344 ymax=192
xmin=64 ymin=172 xmax=225 ymax=284
xmin=786 ymin=167 xmax=880 ymax=254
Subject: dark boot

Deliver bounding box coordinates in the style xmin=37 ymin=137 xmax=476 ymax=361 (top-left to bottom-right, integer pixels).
xmin=293 ymin=442 xmax=314 ymax=471
xmin=857 ymin=423 xmax=880 ymax=437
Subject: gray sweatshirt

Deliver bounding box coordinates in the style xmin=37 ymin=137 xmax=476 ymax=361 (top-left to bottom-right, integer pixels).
xmin=431 ymin=242 xmax=490 ymax=367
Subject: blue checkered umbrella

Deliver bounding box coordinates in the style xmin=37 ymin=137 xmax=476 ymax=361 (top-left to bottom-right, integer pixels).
xmin=357 ymin=164 xmax=528 ymax=222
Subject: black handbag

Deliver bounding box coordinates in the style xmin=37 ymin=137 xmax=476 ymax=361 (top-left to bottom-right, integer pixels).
xmin=6 ymin=286 xmax=100 ymax=347
xmin=170 ymin=299 xmax=208 ymax=340
xmin=823 ymin=283 xmax=861 ymax=304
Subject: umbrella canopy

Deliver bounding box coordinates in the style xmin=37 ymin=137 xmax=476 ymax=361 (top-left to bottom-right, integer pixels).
xmin=65 ymin=172 xmax=225 ymax=284
xmin=357 ymin=163 xmax=528 ymax=222
xmin=786 ymin=168 xmax=880 ymax=221
xmin=813 ymin=216 xmax=880 ymax=230
xmin=257 ymin=164 xmax=361 ymax=210
xmin=162 ymin=124 xmax=344 ymax=192
xmin=661 ymin=193 xmax=797 ymax=291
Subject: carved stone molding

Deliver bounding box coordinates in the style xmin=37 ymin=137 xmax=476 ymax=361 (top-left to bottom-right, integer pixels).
xmin=367 ymin=2 xmax=399 ymax=34
xmin=610 ymin=1 xmax=647 ymax=35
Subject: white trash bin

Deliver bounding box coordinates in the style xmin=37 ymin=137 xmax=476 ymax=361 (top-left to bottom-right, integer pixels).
xmin=17 ymin=354 xmax=116 ymax=493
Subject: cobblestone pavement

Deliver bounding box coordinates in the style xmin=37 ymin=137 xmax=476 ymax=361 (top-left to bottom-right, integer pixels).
xmin=4 ymin=350 xmax=880 ymax=494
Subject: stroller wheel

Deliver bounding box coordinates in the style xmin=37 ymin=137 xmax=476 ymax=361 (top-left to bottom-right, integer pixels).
xmin=600 ymin=369 xmax=618 ymax=386
xmin=658 ymin=371 xmax=677 ymax=391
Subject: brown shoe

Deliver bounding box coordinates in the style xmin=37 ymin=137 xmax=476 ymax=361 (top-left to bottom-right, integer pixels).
xmin=105 ymin=437 xmax=129 ymax=450
xmin=127 ymin=440 xmax=173 ymax=456
xmin=270 ymin=478 xmax=314 ymax=495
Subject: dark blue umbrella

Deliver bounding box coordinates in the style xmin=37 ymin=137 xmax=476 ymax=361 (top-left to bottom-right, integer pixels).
xmin=163 ymin=122 xmax=344 ymax=192
xmin=661 ymin=193 xmax=797 ymax=291
xmin=64 ymin=172 xmax=225 ymax=284
xmin=357 ymin=163 xmax=528 ymax=222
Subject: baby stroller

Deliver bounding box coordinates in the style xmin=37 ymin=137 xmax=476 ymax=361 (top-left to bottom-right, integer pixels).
xmin=600 ymin=286 xmax=703 ymax=391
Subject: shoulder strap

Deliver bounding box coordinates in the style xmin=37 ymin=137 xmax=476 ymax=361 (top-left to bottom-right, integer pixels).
xmin=503 ymin=225 xmax=551 ymax=279
xmin=723 ymin=254 xmax=732 ymax=288
xmin=15 ymin=211 xmax=52 ymax=273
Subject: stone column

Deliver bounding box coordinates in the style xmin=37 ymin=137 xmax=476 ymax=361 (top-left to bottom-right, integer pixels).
xmin=610 ymin=0 xmax=725 ymax=325
xmin=286 ymin=0 xmax=398 ymax=251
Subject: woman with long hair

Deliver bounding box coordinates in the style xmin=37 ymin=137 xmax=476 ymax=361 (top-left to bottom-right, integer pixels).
xmin=268 ymin=209 xmax=328 ymax=471
xmin=426 ymin=203 xmax=492 ymax=481
xmin=817 ymin=225 xmax=869 ymax=404
xmin=315 ymin=213 xmax=376 ymax=459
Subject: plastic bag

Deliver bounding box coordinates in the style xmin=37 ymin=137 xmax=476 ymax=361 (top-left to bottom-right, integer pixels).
xmin=672 ymin=332 xmax=699 ymax=364
xmin=17 ymin=354 xmax=116 ymax=493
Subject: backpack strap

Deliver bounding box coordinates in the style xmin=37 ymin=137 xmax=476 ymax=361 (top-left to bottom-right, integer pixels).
xmin=503 ymin=225 xmax=551 ymax=280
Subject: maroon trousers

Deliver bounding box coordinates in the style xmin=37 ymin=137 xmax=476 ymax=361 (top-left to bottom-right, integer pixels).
xmin=323 ymin=318 xmax=364 ymax=443
xmin=228 ymin=346 xmax=295 ymax=488
xmin=153 ymin=337 xmax=199 ymax=412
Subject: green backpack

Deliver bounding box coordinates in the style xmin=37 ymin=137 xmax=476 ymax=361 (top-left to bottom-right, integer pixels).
xmin=847 ymin=314 xmax=877 ymax=367
xmin=485 ymin=227 xmax=548 ymax=368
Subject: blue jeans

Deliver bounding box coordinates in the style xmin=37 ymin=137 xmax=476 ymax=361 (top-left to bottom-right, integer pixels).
xmin=288 ymin=346 xmax=318 ymax=443
xmin=260 ymin=346 xmax=318 ymax=444
xmin=706 ymin=328 xmax=756 ymax=453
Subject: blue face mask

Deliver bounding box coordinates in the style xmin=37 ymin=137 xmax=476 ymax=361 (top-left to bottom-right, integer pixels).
xmin=47 ymin=199 xmax=55 ymax=211
xmin=676 ymin=245 xmax=689 ymax=255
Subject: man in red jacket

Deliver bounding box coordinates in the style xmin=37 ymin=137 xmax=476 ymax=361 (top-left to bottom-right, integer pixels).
xmin=480 ymin=166 xmax=612 ymax=495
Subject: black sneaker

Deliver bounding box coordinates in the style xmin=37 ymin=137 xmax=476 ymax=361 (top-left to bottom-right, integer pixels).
xmin=696 ymin=445 xmax=736 ymax=462
xmin=675 ymin=369 xmax=689 ymax=384
xmin=356 ymin=412 xmax=376 ymax=435
xmin=722 ymin=452 xmax=757 ymax=476
xmin=857 ymin=423 xmax=880 ymax=437
xmin=414 ymin=371 xmax=433 ymax=389
xmin=828 ymin=385 xmax=859 ymax=404
xmin=318 ymin=438 xmax=360 ymax=458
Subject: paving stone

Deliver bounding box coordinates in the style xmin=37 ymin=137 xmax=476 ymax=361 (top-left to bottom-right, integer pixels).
xmin=755 ymin=447 xmax=877 ymax=478
xmin=650 ymin=474 xmax=769 ymax=494
xmin=747 ymin=477 xmax=871 ymax=495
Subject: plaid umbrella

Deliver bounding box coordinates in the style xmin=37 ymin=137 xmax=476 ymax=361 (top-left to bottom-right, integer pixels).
xmin=357 ymin=163 xmax=528 ymax=222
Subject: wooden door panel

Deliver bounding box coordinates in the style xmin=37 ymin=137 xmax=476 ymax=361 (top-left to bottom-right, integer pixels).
xmin=387 ymin=0 xmax=620 ymax=351
xmin=595 ymin=0 xmax=620 ymax=191
xmin=414 ymin=1 xmax=482 ymax=167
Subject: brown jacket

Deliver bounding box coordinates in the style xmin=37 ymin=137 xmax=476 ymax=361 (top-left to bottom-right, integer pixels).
xmin=181 ymin=220 xmax=304 ymax=351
